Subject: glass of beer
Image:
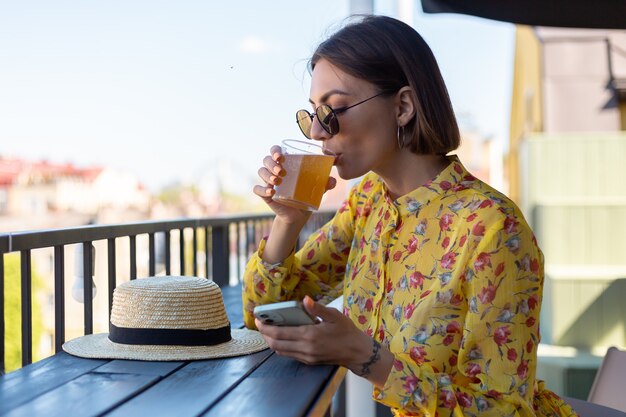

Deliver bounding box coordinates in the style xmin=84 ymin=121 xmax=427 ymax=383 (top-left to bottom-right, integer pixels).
xmin=273 ymin=139 xmax=335 ymax=211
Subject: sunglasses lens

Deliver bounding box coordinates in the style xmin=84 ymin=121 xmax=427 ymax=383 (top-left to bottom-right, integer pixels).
xmin=316 ymin=105 xmax=338 ymax=135
xmin=296 ymin=110 xmax=313 ymax=139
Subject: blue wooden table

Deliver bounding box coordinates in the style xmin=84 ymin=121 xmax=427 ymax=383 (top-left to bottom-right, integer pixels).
xmin=565 ymin=397 xmax=626 ymax=417
xmin=0 ymin=286 xmax=346 ymax=417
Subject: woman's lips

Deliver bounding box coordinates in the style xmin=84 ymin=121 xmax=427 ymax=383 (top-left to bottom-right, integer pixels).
xmin=322 ymin=149 xmax=340 ymax=165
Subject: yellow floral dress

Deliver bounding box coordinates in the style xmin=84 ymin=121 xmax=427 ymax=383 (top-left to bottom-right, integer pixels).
xmin=243 ymin=156 xmax=577 ymax=417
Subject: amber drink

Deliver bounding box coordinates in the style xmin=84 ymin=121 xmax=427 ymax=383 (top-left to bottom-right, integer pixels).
xmin=273 ymin=140 xmax=335 ymax=211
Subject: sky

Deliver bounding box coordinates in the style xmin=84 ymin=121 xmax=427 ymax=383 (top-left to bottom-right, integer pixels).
xmin=0 ymin=0 xmax=515 ymax=193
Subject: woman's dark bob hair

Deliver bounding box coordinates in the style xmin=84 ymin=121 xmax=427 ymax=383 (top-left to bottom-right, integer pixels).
xmin=310 ymin=15 xmax=460 ymax=155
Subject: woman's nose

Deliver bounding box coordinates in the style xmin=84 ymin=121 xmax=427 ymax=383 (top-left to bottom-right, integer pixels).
xmin=308 ymin=113 xmax=331 ymax=142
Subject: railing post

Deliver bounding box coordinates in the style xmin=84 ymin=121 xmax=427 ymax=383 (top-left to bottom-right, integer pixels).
xmin=245 ymin=221 xmax=251 ymax=259
xmin=82 ymin=242 xmax=93 ymax=335
xmin=129 ymin=235 xmax=137 ymax=280
xmin=107 ymin=238 xmax=116 ymax=313
xmin=20 ymin=250 xmax=33 ymax=366
xmin=236 ymin=222 xmax=242 ymax=282
xmin=211 ymin=224 xmax=230 ymax=287
xmin=165 ymin=231 xmax=171 ymax=275
xmin=204 ymin=227 xmax=210 ymax=279
xmin=1 ymin=252 xmax=5 ymax=375
xmin=148 ymin=233 xmax=155 ymax=276
xmin=53 ymin=246 xmax=65 ymax=353
xmin=179 ymin=229 xmax=185 ymax=275
xmin=192 ymin=227 xmax=198 ymax=276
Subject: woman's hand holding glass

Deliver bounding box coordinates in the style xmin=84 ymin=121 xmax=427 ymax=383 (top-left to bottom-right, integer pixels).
xmin=253 ymin=144 xmax=336 ymax=225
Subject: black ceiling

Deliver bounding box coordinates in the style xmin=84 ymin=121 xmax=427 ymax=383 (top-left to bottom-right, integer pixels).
xmin=421 ymin=0 xmax=626 ymax=29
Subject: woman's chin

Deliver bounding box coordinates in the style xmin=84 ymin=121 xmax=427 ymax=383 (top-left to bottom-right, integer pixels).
xmin=335 ymin=165 xmax=367 ymax=181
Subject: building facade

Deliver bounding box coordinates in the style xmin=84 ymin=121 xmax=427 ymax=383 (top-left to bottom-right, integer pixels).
xmin=508 ymin=26 xmax=626 ymax=399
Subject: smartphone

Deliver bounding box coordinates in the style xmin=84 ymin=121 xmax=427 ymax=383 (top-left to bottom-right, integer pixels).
xmin=253 ymin=300 xmax=317 ymax=326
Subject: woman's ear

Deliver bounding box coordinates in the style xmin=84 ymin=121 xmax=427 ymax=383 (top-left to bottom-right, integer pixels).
xmin=395 ymin=86 xmax=416 ymax=127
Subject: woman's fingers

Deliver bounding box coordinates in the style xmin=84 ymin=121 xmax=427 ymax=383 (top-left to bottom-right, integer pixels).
xmin=270 ymin=145 xmax=284 ymax=163
xmin=255 ymin=147 xmax=284 ymax=194
xmin=259 ymin=327 xmax=336 ymax=365
xmin=256 ymin=320 xmax=312 ymax=341
xmin=325 ymin=176 xmax=337 ymax=191
xmin=265 ymin=151 xmax=285 ymax=177
xmin=257 ymin=166 xmax=282 ymax=187
xmin=252 ymin=184 xmax=274 ymax=198
xmin=259 ymin=333 xmax=324 ymax=362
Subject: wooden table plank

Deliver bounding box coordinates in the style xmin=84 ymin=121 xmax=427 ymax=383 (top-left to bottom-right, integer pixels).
xmin=4 ymin=372 xmax=159 ymax=417
xmin=94 ymin=360 xmax=185 ymax=376
xmin=565 ymin=397 xmax=626 ymax=417
xmin=305 ymin=367 xmax=347 ymax=417
xmin=201 ymin=353 xmax=339 ymax=417
xmin=221 ymin=284 xmax=244 ymax=329
xmin=105 ymin=349 xmax=272 ymax=417
xmin=0 ymin=352 xmax=107 ymax=413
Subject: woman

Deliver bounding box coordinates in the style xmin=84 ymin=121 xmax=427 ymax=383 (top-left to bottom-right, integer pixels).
xmin=243 ymin=15 xmax=576 ymax=417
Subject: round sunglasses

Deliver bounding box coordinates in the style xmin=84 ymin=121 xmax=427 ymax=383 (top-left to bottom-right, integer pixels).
xmin=295 ymin=92 xmax=387 ymax=139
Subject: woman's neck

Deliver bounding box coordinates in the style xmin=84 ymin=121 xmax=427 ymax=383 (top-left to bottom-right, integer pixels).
xmin=375 ymin=151 xmax=450 ymax=200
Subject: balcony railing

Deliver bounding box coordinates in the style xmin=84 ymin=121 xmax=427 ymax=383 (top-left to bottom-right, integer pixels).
xmin=0 ymin=211 xmax=334 ymax=375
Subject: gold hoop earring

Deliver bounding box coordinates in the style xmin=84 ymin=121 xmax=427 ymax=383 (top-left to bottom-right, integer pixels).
xmin=397 ymin=125 xmax=405 ymax=149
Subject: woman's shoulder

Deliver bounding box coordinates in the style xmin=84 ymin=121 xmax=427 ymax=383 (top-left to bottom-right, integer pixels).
xmin=436 ymin=157 xmax=520 ymax=217
xmin=438 ymin=157 xmax=528 ymax=226
xmin=458 ymin=177 xmax=532 ymax=231
xmin=449 ymin=180 xmax=541 ymax=258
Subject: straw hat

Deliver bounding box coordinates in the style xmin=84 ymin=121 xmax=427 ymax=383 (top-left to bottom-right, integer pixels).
xmin=63 ymin=276 xmax=267 ymax=360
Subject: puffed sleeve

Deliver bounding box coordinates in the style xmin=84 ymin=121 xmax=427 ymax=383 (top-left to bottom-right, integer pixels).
xmin=375 ymin=213 xmax=546 ymax=416
xmin=242 ymin=186 xmax=358 ymax=329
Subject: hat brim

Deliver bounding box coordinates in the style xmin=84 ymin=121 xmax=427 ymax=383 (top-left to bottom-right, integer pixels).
xmin=62 ymin=329 xmax=268 ymax=361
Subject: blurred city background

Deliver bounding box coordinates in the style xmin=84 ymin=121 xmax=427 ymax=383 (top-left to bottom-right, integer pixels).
xmin=1 ymin=0 xmax=625 ymax=411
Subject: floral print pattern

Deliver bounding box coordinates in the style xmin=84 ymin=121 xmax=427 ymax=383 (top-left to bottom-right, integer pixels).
xmin=243 ymin=156 xmax=577 ymax=417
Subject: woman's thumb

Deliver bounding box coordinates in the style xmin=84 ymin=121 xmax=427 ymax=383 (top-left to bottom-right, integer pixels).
xmin=303 ymin=295 xmax=337 ymax=322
